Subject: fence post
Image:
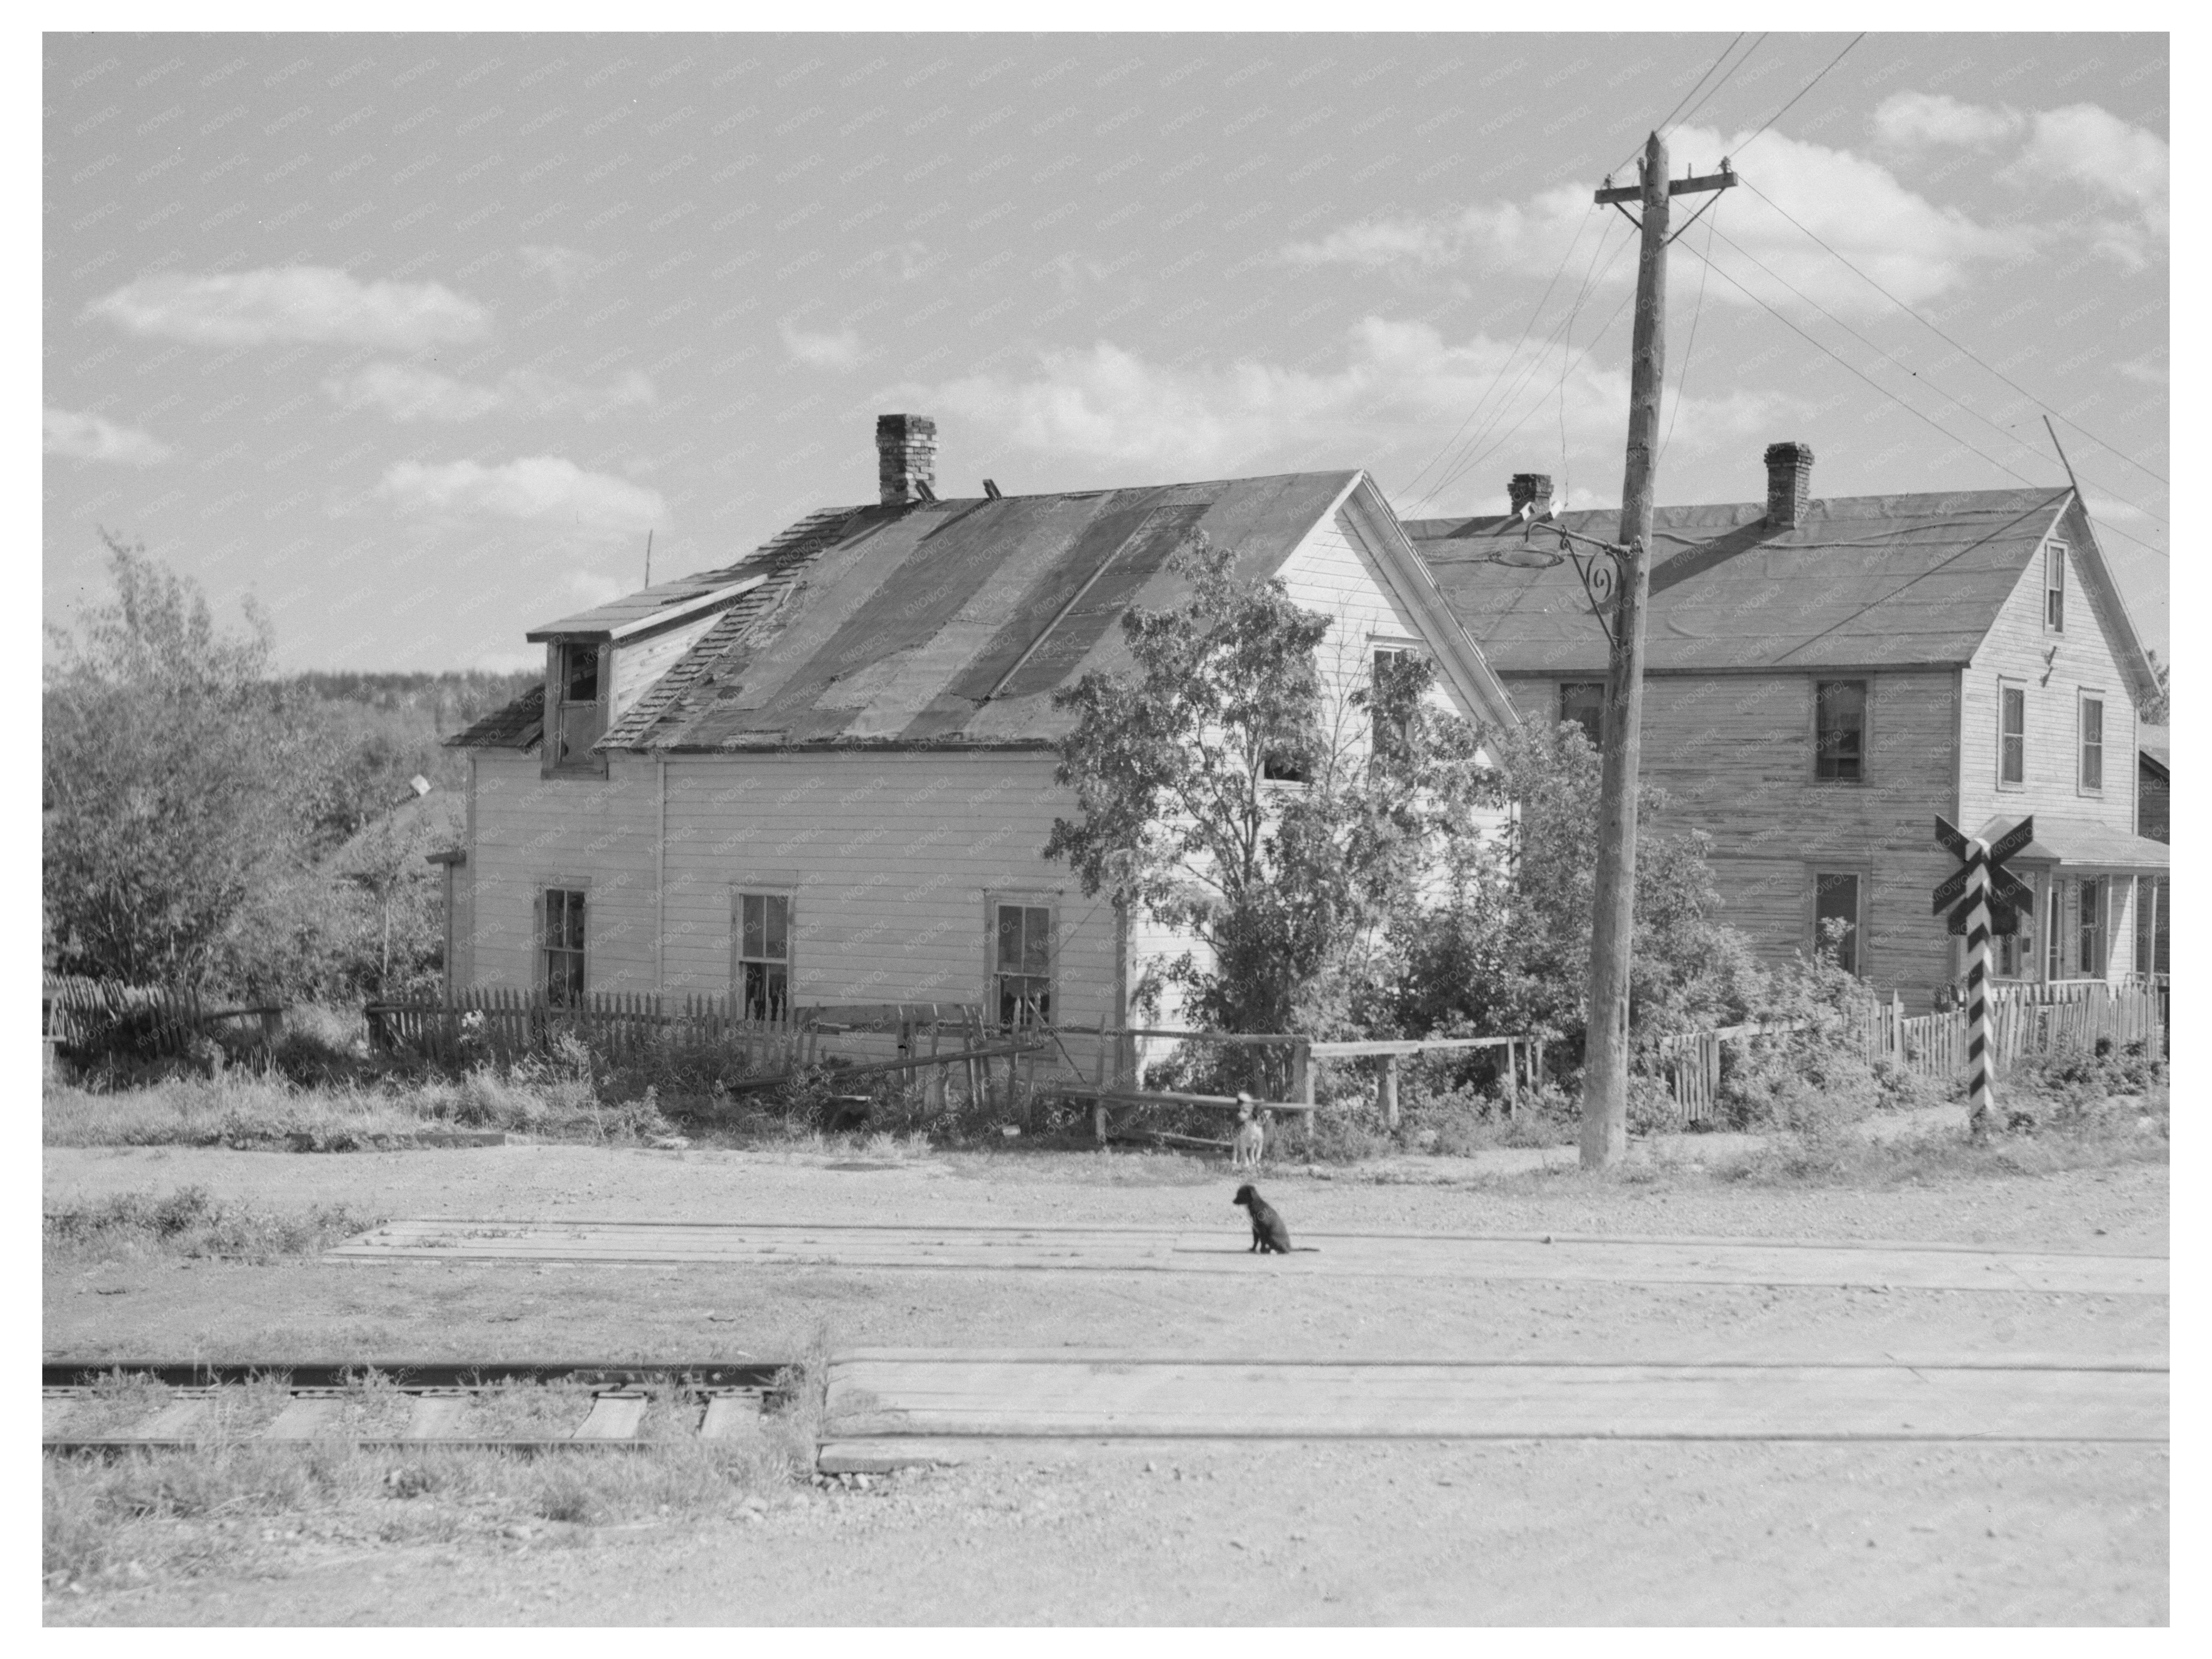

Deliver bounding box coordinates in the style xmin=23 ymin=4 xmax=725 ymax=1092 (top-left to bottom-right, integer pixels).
xmin=1294 ymin=1039 xmax=1315 ymax=1155
xmin=1378 ymin=1054 xmax=1399 ymax=1132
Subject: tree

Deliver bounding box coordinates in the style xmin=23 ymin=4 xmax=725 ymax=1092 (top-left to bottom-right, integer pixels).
xmin=2139 ymin=648 xmax=2170 ymax=725
xmin=43 ymin=533 xmax=312 ymax=987
xmin=1043 ymin=534 xmax=1498 ymax=1037
xmin=1378 ymin=715 xmax=1757 ymax=1056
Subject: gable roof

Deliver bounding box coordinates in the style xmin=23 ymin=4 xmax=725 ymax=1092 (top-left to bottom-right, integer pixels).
xmin=457 ymin=470 xmax=1437 ymax=754
xmin=1409 ymin=488 xmax=2076 ymax=673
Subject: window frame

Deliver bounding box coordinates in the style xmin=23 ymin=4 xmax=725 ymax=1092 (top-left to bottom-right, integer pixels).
xmin=984 ymin=892 xmax=1057 ymax=1032
xmin=1810 ymin=677 xmax=1872 ymax=785
xmin=731 ymin=888 xmax=796 ymax=1022
xmin=1368 ymin=644 xmax=1419 ymax=762
xmin=538 ymin=883 xmax=589 ymax=1008
xmin=2077 ymin=688 xmax=2106 ymax=796
xmin=1806 ymin=864 xmax=1870 ymax=978
xmin=545 ymin=639 xmax=610 ymax=779
xmin=1558 ymin=680 xmax=1607 ymax=748
xmin=1997 ymin=678 xmax=2027 ymax=790
xmin=2044 ymin=539 xmax=2068 ymax=634
xmin=2076 ymin=875 xmax=2106 ymax=979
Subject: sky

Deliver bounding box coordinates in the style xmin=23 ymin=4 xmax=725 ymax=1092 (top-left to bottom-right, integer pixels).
xmin=42 ymin=29 xmax=2171 ymax=672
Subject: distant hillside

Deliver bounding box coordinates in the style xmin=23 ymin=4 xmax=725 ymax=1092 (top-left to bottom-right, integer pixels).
xmin=282 ymin=670 xmax=538 ymax=736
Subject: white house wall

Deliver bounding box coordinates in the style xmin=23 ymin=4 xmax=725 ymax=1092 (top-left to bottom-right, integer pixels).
xmin=464 ymin=748 xmax=1120 ymax=1030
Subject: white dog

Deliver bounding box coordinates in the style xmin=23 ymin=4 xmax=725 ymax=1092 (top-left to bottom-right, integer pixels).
xmin=1231 ymin=1095 xmax=1265 ymax=1171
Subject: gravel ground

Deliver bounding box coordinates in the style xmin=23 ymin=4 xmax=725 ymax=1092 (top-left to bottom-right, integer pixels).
xmin=44 ymin=1140 xmax=2169 ymax=1624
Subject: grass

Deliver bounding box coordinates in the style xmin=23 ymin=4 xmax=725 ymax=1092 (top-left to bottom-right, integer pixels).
xmin=43 ymin=1345 xmax=830 ymax=1596
xmin=44 ymin=1187 xmax=383 ymax=1264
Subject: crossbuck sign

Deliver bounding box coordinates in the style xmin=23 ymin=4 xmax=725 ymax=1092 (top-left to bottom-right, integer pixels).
xmin=1934 ymin=814 xmax=2033 ymax=1133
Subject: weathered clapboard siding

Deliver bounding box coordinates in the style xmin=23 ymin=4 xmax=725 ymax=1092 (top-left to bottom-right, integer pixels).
xmin=464 ymin=748 xmax=1123 ymax=1032
xmin=1960 ymin=500 xmax=2146 ymax=980
xmin=1960 ymin=500 xmax=2138 ymax=836
xmin=1502 ymin=667 xmax=1963 ymax=1002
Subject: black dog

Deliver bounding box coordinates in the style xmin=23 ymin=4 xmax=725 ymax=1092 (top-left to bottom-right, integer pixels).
xmin=1233 ymin=1184 xmax=1292 ymax=1254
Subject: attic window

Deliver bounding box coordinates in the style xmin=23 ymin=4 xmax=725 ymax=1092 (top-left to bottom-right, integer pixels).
xmin=2045 ymin=541 xmax=2067 ymax=633
xmin=553 ymin=643 xmax=606 ymax=771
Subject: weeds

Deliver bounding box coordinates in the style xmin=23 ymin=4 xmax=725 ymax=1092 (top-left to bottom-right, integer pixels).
xmin=44 ymin=1188 xmax=380 ymax=1262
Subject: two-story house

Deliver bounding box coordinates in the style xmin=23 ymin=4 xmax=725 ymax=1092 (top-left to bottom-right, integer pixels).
xmin=437 ymin=415 xmax=1516 ymax=1034
xmin=1411 ymin=442 xmax=2167 ymax=1007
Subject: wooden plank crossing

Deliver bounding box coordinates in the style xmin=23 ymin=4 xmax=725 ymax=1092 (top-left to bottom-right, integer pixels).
xmin=819 ymin=1355 xmax=2169 ymax=1450
xmin=328 ymin=1220 xmax=2168 ymax=1297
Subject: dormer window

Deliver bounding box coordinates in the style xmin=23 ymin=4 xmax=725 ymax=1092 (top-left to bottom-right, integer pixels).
xmin=550 ymin=642 xmax=607 ymax=775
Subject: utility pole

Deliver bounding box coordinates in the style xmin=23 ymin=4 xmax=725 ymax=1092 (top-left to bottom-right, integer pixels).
xmin=1579 ymin=132 xmax=1733 ymax=1169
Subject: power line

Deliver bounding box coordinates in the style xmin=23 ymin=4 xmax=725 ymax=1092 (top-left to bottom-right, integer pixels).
xmin=1676 ymin=234 xmax=2170 ymax=563
xmin=1669 ymin=33 xmax=1767 ymax=139
xmin=1736 ymin=33 xmax=1866 ymax=154
xmin=1397 ymin=206 xmax=1603 ymax=500
xmin=1407 ymin=217 xmax=1629 ymax=511
xmin=1660 ymin=195 xmax=1719 ymax=463
xmin=1703 ymin=220 xmax=2169 ymax=529
xmin=1612 ymin=34 xmax=1742 ymax=179
xmin=1740 ymin=176 xmax=2171 ymax=488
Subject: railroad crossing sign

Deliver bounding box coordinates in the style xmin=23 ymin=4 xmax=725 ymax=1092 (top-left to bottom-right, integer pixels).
xmin=1935 ymin=815 xmax=2033 ymax=1136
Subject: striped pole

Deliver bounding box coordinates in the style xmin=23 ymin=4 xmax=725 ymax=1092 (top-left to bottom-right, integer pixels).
xmin=1964 ymin=837 xmax=1995 ymax=1136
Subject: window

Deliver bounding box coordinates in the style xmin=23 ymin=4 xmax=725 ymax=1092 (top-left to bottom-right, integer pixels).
xmin=2079 ymin=693 xmax=2104 ymax=792
xmin=1559 ymin=681 xmax=1606 ymax=747
xmin=1368 ymin=646 xmax=1416 ymax=759
xmin=551 ymin=642 xmax=605 ymax=772
xmin=1814 ymin=680 xmax=1868 ymax=782
xmin=993 ymin=902 xmax=1053 ymax=1029
xmin=1260 ymin=736 xmax=1310 ymax=783
xmin=2046 ymin=881 xmax=2065 ymax=981
xmin=1999 ymin=683 xmax=2026 ymax=787
xmin=2045 ymin=541 xmax=2067 ymax=632
xmin=735 ymin=892 xmax=791 ymax=1021
xmin=541 ymin=888 xmax=586 ymax=1007
xmin=1813 ymin=872 xmax=1862 ymax=975
xmin=2078 ymin=877 xmax=2104 ymax=979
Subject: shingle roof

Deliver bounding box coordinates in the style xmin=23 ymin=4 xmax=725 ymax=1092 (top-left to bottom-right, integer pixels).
xmin=606 ymin=472 xmax=1358 ymax=752
xmin=449 ymin=681 xmax=543 ymax=751
xmin=1409 ymin=488 xmax=2071 ymax=673
xmin=451 ymin=472 xmax=1361 ymax=754
xmin=1972 ymin=813 xmax=2169 ymax=872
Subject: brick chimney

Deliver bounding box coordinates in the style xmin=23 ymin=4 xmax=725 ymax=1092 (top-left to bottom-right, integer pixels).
xmin=1508 ymin=472 xmax=1553 ymax=516
xmin=1763 ymin=441 xmax=1814 ymax=528
xmin=876 ymin=413 xmax=937 ymax=506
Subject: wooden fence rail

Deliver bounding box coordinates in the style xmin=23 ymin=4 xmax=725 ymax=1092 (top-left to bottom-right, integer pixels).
xmin=43 ymin=977 xmax=283 ymax=1061
xmin=1656 ymin=980 xmax=2168 ymax=1123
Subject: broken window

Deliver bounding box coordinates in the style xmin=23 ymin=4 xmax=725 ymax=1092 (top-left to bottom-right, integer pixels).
xmin=737 ymin=892 xmax=791 ymax=1022
xmin=1559 ymin=681 xmax=1606 ymax=747
xmin=1812 ymin=871 xmax=1861 ymax=976
xmin=994 ymin=902 xmax=1053 ymax=1029
xmin=1814 ymin=679 xmax=1868 ymax=782
xmin=553 ymin=643 xmax=606 ymax=771
xmin=542 ymin=888 xmax=586 ymax=1007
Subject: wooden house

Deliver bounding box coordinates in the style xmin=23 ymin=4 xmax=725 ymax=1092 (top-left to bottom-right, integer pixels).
xmin=2136 ymin=726 xmax=2168 ymax=976
xmin=438 ymin=415 xmax=1515 ymax=1038
xmin=1411 ymin=443 xmax=2167 ymax=1007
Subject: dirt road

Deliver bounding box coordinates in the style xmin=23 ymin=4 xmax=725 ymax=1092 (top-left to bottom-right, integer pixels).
xmin=44 ymin=1143 xmax=2168 ymax=1623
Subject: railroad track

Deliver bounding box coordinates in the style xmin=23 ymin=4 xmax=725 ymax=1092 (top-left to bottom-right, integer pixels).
xmin=42 ymin=1361 xmax=791 ymax=1453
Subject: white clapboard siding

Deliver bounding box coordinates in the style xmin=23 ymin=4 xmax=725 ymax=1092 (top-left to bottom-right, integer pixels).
xmin=1960 ymin=505 xmax=2140 ymax=844
xmin=1501 ymin=666 xmax=1964 ymax=1002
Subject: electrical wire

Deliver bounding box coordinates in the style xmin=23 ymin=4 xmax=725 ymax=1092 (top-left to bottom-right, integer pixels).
xmin=1674 ymin=233 xmax=2171 ymax=565
xmin=1668 ymin=33 xmax=1767 ymax=139
xmin=1735 ymin=33 xmax=1866 ymax=154
xmin=1741 ymin=176 xmax=2170 ymax=488
xmin=1659 ymin=194 xmax=1718 ymax=464
xmin=1704 ymin=219 xmax=2169 ymax=529
xmin=1610 ymin=34 xmax=1743 ymax=180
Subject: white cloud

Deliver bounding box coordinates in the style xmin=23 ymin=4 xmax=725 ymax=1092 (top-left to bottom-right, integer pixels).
xmin=518 ymin=244 xmax=594 ymax=295
xmin=780 ymin=322 xmax=866 ymax=371
xmin=558 ymin=569 xmax=626 ymax=610
xmin=378 ymin=456 xmax=665 ymax=533
xmin=901 ymin=317 xmax=1799 ymax=487
xmin=86 ymin=266 xmax=491 ymax=349
xmin=44 ymin=406 xmax=173 ymax=465
xmin=1280 ymin=123 xmax=2030 ymax=313
xmin=326 ymin=362 xmax=655 ymax=422
xmin=2117 ymin=353 xmax=2168 ymax=387
xmin=1871 ymin=92 xmax=2025 ymax=150
xmin=2006 ymin=104 xmax=2168 ymax=270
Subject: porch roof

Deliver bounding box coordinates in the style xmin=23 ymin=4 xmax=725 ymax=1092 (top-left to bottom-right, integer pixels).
xmin=1974 ymin=815 xmax=2169 ymax=873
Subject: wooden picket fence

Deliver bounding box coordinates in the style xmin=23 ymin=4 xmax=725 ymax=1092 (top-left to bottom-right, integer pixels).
xmin=1659 ymin=979 xmax=2167 ymax=1122
xmin=43 ymin=976 xmax=283 ymax=1063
